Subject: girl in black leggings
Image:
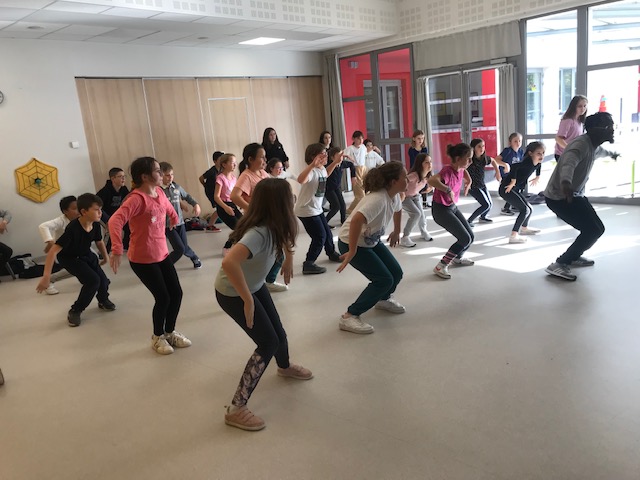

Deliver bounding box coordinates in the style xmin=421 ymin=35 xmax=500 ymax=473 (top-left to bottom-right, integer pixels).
xmin=499 ymin=142 xmax=545 ymax=244
xmin=215 ymin=178 xmax=313 ymax=431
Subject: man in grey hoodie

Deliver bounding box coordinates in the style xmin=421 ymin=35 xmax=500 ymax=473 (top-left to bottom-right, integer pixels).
xmin=544 ymin=112 xmax=617 ymax=281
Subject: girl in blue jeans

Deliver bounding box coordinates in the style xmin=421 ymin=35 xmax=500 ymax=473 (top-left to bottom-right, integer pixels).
xmin=336 ymin=162 xmax=407 ymax=335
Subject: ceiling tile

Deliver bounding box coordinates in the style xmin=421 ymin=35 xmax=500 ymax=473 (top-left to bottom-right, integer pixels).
xmin=0 ymin=8 xmax=37 ymax=21
xmin=102 ymin=7 xmax=159 ymax=19
xmin=57 ymin=24 xmax=116 ymax=35
xmin=3 ymin=21 xmax=67 ymax=32
xmin=149 ymin=12 xmax=206 ymax=23
xmin=0 ymin=0 xmax=51 ymax=8
xmin=41 ymin=32 xmax=94 ymax=40
xmin=192 ymin=16 xmax=242 ymax=26
xmin=127 ymin=30 xmax=194 ymax=44
xmin=44 ymin=1 xmax=110 ymax=14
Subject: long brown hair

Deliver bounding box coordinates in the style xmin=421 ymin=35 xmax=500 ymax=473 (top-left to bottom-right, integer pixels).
xmin=364 ymin=162 xmax=405 ymax=193
xmin=409 ymin=153 xmax=432 ymax=181
xmin=229 ymin=178 xmax=297 ymax=257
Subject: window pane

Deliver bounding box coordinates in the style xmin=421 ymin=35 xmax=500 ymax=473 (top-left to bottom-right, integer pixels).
xmin=589 ymin=0 xmax=640 ymax=66
xmin=339 ymin=54 xmax=371 ymax=98
xmin=526 ymin=11 xmax=577 ymax=135
xmin=377 ymin=48 xmax=413 ymax=140
xmin=587 ymin=66 xmax=640 ymax=198
xmin=343 ymin=100 xmax=373 ymax=146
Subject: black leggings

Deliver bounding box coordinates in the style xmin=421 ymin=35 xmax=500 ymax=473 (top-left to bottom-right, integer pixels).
xmin=216 ymin=202 xmax=242 ymax=249
xmin=431 ymin=202 xmax=474 ymax=262
xmin=499 ymin=186 xmax=532 ymax=232
xmin=130 ymin=256 xmax=183 ymax=337
xmin=325 ymin=188 xmax=346 ymax=224
xmin=216 ymin=284 xmax=290 ymax=406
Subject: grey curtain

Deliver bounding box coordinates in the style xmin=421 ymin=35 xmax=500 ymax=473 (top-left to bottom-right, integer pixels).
xmin=323 ymin=54 xmax=346 ymax=148
xmin=415 ymin=76 xmax=428 ymax=137
xmin=498 ymin=64 xmax=516 ymax=152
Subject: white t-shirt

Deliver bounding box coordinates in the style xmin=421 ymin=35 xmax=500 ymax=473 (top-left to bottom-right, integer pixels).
xmin=364 ymin=151 xmax=385 ymax=169
xmin=338 ymin=190 xmax=402 ymax=248
xmin=214 ymin=226 xmax=276 ymax=296
xmin=293 ymin=167 xmax=327 ymax=218
xmin=344 ymin=144 xmax=367 ymax=167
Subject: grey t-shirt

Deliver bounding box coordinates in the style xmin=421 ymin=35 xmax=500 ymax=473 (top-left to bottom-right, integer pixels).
xmin=214 ymin=226 xmax=276 ymax=296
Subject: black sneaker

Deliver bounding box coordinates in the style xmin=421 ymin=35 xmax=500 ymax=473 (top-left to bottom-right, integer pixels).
xmin=98 ymin=299 xmax=117 ymax=311
xmin=479 ymin=217 xmax=493 ymax=223
xmin=193 ymin=258 xmax=202 ymax=269
xmin=303 ymin=262 xmax=327 ymax=275
xmin=67 ymin=309 xmax=82 ymax=327
xmin=501 ymin=208 xmax=515 ymax=216
xmin=328 ymin=251 xmax=342 ymax=262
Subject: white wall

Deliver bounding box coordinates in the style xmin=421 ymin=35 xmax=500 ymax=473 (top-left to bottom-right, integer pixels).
xmin=0 ymin=39 xmax=322 ymax=256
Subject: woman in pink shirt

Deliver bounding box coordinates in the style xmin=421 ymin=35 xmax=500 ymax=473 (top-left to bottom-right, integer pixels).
xmin=555 ymin=95 xmax=588 ymax=160
xmin=109 ymin=156 xmax=191 ymax=356
xmin=428 ymin=144 xmax=474 ymax=280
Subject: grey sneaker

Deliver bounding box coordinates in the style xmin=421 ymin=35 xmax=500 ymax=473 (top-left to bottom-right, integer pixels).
xmin=303 ymin=262 xmax=326 ymax=275
xmin=374 ymin=296 xmax=406 ymax=313
xmin=452 ymin=257 xmax=474 ymax=266
xmin=545 ymin=262 xmax=577 ymax=281
xmin=67 ymin=309 xmax=82 ymax=327
xmin=571 ymin=257 xmax=595 ymax=267
xmin=164 ymin=331 xmax=192 ymax=348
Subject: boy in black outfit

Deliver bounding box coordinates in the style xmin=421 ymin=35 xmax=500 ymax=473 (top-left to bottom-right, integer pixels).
xmin=97 ymin=167 xmax=130 ymax=250
xmin=37 ymin=193 xmax=115 ymax=327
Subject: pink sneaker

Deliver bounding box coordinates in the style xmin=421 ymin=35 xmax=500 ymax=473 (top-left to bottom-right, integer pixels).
xmin=277 ymin=364 xmax=313 ymax=380
xmin=224 ymin=405 xmax=265 ymax=431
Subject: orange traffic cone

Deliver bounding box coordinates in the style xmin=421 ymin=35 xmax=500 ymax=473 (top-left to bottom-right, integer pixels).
xmin=599 ymin=95 xmax=607 ymax=112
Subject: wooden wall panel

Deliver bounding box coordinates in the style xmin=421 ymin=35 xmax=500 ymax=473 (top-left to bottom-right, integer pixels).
xmin=77 ymin=78 xmax=153 ymax=190
xmin=197 ymin=78 xmax=257 ymax=162
xmin=289 ymin=76 xmax=327 ymax=149
xmin=143 ymin=79 xmax=207 ymax=204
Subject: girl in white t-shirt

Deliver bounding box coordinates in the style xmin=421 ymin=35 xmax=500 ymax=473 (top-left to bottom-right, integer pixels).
xmin=294 ymin=143 xmax=343 ymax=274
xmin=336 ymin=162 xmax=408 ymax=334
xmin=363 ymin=139 xmax=385 ymax=169
xmin=215 ymin=178 xmax=312 ymax=431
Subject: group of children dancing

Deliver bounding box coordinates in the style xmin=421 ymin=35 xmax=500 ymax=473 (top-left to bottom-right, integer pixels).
xmin=27 ymin=96 xmax=611 ymax=428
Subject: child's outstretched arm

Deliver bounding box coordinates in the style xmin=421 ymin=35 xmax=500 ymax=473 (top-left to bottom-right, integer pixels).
xmin=221 ymin=244 xmax=255 ymax=329
xmin=337 ymin=212 xmax=365 ymax=273
xmin=36 ymin=244 xmax=62 ymax=293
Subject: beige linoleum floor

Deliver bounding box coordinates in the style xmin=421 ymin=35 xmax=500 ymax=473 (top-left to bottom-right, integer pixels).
xmin=1 ymin=196 xmax=640 ymax=480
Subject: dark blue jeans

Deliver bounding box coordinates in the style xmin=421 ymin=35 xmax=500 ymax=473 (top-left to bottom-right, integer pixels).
xmin=338 ymin=240 xmax=403 ymax=316
xmin=325 ymin=188 xmax=346 ymax=224
xmin=545 ymin=196 xmax=605 ymax=264
xmin=299 ymin=214 xmax=337 ymax=263
xmin=167 ymin=224 xmax=198 ymax=264
xmin=58 ymin=253 xmax=110 ymax=313
xmin=468 ymin=186 xmax=493 ymax=222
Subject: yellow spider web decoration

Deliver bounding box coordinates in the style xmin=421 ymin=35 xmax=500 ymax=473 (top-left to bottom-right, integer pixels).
xmin=15 ymin=158 xmax=60 ymax=203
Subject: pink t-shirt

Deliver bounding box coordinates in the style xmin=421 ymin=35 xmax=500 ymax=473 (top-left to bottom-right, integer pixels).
xmin=555 ymin=118 xmax=583 ymax=156
xmin=108 ymin=187 xmax=179 ymax=264
xmin=432 ymin=166 xmax=464 ymax=207
xmin=405 ymin=171 xmax=428 ymax=197
xmin=216 ymin=173 xmax=236 ymax=202
xmin=235 ymin=169 xmax=270 ymax=203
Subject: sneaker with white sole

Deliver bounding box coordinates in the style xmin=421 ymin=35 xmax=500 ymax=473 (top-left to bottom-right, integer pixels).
xmin=421 ymin=232 xmax=433 ymax=241
xmin=400 ymin=236 xmax=416 ymax=248
xmin=45 ymin=284 xmax=59 ymax=295
xmin=501 ymin=208 xmax=515 ymax=216
xmin=452 ymin=257 xmax=474 ymax=266
xmin=520 ymin=226 xmax=540 ymax=235
xmin=266 ymin=281 xmax=288 ymax=292
xmin=433 ymin=262 xmax=451 ymax=279
xmin=277 ymin=364 xmax=313 ymax=380
xmin=545 ymin=262 xmax=577 ymax=281
xmin=164 ymin=331 xmax=192 ymax=348
xmin=151 ymin=334 xmax=174 ymax=355
xmin=225 ymin=405 xmax=265 ymax=431
xmin=509 ymin=233 xmax=527 ymax=244
xmin=339 ymin=315 xmax=374 ymax=334
xmin=571 ymin=256 xmax=595 ymax=267
xmin=374 ymin=296 xmax=406 ymax=314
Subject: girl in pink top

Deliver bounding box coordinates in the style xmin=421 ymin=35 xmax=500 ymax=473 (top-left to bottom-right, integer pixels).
xmin=555 ymin=95 xmax=588 ymax=159
xmin=214 ymin=154 xmax=242 ymax=251
xmin=400 ymin=153 xmax=433 ymax=247
xmin=109 ymin=156 xmax=191 ymax=356
xmin=428 ymin=144 xmax=474 ymax=279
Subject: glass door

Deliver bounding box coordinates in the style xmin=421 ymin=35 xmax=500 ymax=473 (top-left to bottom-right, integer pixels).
xmin=427 ymin=73 xmax=464 ymax=172
xmin=380 ymin=80 xmax=405 ymax=163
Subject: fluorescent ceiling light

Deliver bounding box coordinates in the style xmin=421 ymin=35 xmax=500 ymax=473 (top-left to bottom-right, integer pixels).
xmin=239 ymin=37 xmax=285 ymax=45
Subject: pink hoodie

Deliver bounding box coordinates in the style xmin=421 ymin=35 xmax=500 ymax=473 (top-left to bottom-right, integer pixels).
xmin=109 ymin=187 xmax=179 ymax=264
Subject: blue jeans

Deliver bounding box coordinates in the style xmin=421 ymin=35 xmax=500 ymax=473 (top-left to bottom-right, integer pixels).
xmin=299 ymin=214 xmax=336 ymax=263
xmin=468 ymin=186 xmax=493 ymax=222
xmin=338 ymin=240 xmax=403 ymax=316
xmin=167 ymin=224 xmax=198 ymax=264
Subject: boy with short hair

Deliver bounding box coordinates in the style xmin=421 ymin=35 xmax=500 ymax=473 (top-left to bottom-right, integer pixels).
xmin=37 ymin=193 xmax=115 ymax=327
xmin=97 ymin=167 xmax=130 ymax=250
xmin=160 ymin=162 xmax=203 ymax=268
xmin=37 ymin=195 xmax=80 ymax=295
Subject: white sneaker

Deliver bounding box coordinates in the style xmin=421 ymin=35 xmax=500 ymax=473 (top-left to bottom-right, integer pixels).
xmin=374 ymin=296 xmax=406 ymax=314
xmin=45 ymin=284 xmax=59 ymax=295
xmin=164 ymin=331 xmax=192 ymax=348
xmin=400 ymin=236 xmax=416 ymax=247
xmin=520 ymin=226 xmax=540 ymax=235
xmin=151 ymin=334 xmax=174 ymax=355
xmin=452 ymin=257 xmax=474 ymax=266
xmin=339 ymin=315 xmax=374 ymax=334
xmin=509 ymin=233 xmax=527 ymax=244
xmin=433 ymin=262 xmax=451 ymax=279
xmin=421 ymin=232 xmax=433 ymax=241
xmin=266 ymin=281 xmax=288 ymax=292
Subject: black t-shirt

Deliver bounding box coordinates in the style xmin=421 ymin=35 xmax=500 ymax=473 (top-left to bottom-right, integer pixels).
xmin=501 ymin=156 xmax=538 ymax=191
xmin=56 ymin=219 xmax=102 ymax=259
xmin=202 ymin=166 xmax=219 ymax=202
xmin=467 ymin=155 xmax=491 ymax=189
